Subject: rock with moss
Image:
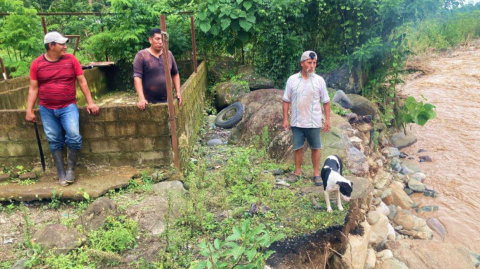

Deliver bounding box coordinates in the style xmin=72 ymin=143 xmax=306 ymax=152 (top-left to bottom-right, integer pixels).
xmin=346 ymin=94 xmax=378 ymax=116
xmin=33 ymin=224 xmax=86 ymax=255
xmin=237 ymin=65 xmax=275 ymax=90
xmin=77 ymin=197 xmax=118 ymax=231
xmin=214 ymin=82 xmax=250 ymax=109
xmin=209 ymin=59 xmax=240 ymax=83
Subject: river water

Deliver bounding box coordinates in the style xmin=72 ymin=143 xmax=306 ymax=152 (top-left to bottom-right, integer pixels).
xmin=398 ymin=42 xmax=480 ymax=253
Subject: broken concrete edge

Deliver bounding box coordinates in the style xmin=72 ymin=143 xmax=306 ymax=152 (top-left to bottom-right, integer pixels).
xmin=0 ymin=167 xmax=182 ymax=202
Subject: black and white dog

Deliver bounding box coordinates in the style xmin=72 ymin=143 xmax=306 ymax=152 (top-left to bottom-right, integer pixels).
xmin=320 ymin=155 xmax=353 ymax=212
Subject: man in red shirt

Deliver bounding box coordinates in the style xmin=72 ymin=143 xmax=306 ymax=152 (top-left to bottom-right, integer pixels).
xmin=25 ymin=31 xmax=100 ymax=186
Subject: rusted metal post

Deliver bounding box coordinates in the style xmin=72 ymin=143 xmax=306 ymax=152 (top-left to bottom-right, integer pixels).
xmin=65 ymin=35 xmax=81 ymax=56
xmin=0 ymin=57 xmax=7 ymax=80
xmin=190 ymin=15 xmax=198 ymax=73
xmin=41 ymin=17 xmax=48 ymax=34
xmin=160 ymin=14 xmax=180 ymax=169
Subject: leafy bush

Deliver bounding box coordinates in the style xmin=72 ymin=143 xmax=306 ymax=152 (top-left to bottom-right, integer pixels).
xmin=398 ymin=96 xmax=436 ymax=128
xmin=89 ymin=215 xmax=138 ymax=253
xmin=194 ymin=219 xmax=285 ymax=269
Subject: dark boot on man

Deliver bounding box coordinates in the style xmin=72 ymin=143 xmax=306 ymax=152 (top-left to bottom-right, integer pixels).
xmin=52 ymin=150 xmax=67 ymax=186
xmin=66 ymin=148 xmax=79 ymax=184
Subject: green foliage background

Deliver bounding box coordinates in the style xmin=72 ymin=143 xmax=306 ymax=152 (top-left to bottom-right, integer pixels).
xmin=1 ymin=0 xmax=480 ymax=91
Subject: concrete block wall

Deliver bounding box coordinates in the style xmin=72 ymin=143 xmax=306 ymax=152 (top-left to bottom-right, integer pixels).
xmin=0 ymin=67 xmax=112 ymax=110
xmin=176 ymin=61 xmax=207 ymax=168
xmin=0 ymin=61 xmax=207 ymax=169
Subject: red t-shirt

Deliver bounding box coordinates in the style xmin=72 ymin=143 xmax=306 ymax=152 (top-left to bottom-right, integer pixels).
xmin=29 ymin=54 xmax=84 ymax=109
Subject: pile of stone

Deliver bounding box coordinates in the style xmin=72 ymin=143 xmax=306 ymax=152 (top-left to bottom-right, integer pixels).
xmin=334 ymin=122 xmax=480 ymax=269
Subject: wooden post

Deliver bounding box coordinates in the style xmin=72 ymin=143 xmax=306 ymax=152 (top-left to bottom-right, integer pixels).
xmin=190 ymin=15 xmax=198 ymax=73
xmin=41 ymin=17 xmax=48 ymax=34
xmin=160 ymin=14 xmax=180 ymax=169
xmin=0 ymin=57 xmax=7 ymax=80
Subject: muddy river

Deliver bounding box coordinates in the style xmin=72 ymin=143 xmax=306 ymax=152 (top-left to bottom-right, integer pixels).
xmin=399 ymin=42 xmax=480 ymax=252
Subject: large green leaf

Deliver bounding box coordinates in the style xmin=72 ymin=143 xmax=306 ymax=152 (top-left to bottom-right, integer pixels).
xmin=210 ymin=25 xmax=220 ymax=36
xmin=416 ymin=111 xmax=430 ymax=126
xmin=221 ymin=18 xmax=231 ymax=30
xmin=231 ymin=245 xmax=246 ymax=260
xmin=208 ymin=4 xmax=218 ymax=12
xmin=244 ymin=248 xmax=257 ymax=262
xmin=246 ymin=13 xmax=256 ymax=23
xmin=200 ymin=21 xmax=211 ymax=33
xmin=243 ymin=1 xmax=253 ymax=10
xmin=197 ymin=11 xmax=207 ymax=20
xmin=239 ymin=19 xmax=253 ymax=31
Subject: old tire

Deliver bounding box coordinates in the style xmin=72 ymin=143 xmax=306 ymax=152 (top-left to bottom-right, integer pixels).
xmin=215 ymin=102 xmax=244 ymax=129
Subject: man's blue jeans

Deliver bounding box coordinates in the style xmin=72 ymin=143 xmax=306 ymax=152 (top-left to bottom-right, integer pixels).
xmin=39 ymin=103 xmax=82 ymax=152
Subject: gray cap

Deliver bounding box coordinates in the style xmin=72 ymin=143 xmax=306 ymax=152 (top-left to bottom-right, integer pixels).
xmin=44 ymin=31 xmax=68 ymax=44
xmin=301 ymin=50 xmax=317 ymax=61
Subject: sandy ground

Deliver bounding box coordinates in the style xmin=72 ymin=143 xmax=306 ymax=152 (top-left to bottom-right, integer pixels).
xmin=399 ymin=41 xmax=480 ymax=253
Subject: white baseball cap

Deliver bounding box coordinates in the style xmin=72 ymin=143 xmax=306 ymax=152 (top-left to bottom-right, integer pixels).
xmin=301 ymin=50 xmax=317 ymax=61
xmin=44 ymin=31 xmax=69 ymax=44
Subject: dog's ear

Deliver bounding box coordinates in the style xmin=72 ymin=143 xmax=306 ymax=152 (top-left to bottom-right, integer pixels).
xmin=337 ymin=182 xmax=353 ymax=196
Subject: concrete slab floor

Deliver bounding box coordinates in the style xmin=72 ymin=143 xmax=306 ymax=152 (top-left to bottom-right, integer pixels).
xmin=0 ymin=166 xmax=141 ymax=202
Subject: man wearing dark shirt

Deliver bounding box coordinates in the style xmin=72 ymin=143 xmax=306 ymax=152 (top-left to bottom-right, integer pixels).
xmin=133 ymin=28 xmax=182 ymax=110
xmin=25 ymin=31 xmax=100 ymax=186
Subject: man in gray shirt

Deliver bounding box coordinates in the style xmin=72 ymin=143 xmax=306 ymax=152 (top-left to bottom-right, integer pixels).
xmin=133 ymin=28 xmax=182 ymax=110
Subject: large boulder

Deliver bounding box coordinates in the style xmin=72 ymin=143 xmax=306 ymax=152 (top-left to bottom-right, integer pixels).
xmin=333 ymin=90 xmax=353 ymax=109
xmin=393 ymin=210 xmax=415 ymax=230
xmin=347 ymin=176 xmax=373 ymax=200
xmin=346 ymin=94 xmax=378 ymax=116
xmin=230 ymin=89 xmax=352 ymax=165
xmin=369 ymin=212 xmax=390 ymax=246
xmin=321 ymin=65 xmax=366 ymax=94
xmin=346 ymin=141 xmax=369 ymax=176
xmin=209 ymin=59 xmax=240 ymax=83
xmin=390 ymin=132 xmax=417 ymax=149
xmin=126 ymin=181 xmax=186 ymax=235
xmin=237 ymin=65 xmax=275 ymax=90
xmin=384 ymin=182 xmax=415 ymax=209
xmin=214 ymin=82 xmax=250 ymax=109
xmin=33 ymin=224 xmax=86 ymax=254
xmin=384 ymin=240 xmax=476 ymax=269
xmin=373 ymin=170 xmax=393 ymax=189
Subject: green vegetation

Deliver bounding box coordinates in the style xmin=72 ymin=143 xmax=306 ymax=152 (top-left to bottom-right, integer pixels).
xmin=0 ymin=120 xmax=348 ymax=268
xmin=194 ymin=219 xmax=285 ymax=269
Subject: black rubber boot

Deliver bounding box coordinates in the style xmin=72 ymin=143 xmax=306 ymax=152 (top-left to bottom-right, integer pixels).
xmin=66 ymin=148 xmax=79 ymax=184
xmin=52 ymin=150 xmax=67 ymax=186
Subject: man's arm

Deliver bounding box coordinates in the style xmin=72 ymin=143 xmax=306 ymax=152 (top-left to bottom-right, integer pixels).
xmin=134 ymin=77 xmax=148 ymax=110
xmin=282 ymin=101 xmax=290 ymax=131
xmin=25 ymin=80 xmax=39 ymax=122
xmin=323 ymin=101 xmax=331 ymax=132
xmin=77 ymin=75 xmax=100 ymax=115
xmin=172 ymin=73 xmax=182 ymax=106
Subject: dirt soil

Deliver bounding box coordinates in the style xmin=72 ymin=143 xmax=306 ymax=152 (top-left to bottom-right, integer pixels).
xmin=399 ymin=41 xmax=480 ymax=253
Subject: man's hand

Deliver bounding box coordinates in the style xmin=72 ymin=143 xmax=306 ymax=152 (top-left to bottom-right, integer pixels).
xmin=137 ymin=99 xmax=148 ymax=111
xmin=26 ymin=110 xmax=36 ymax=123
xmin=324 ymin=119 xmax=331 ymax=132
xmin=87 ymin=103 xmax=100 ymax=116
xmin=177 ymin=92 xmax=183 ymax=106
xmin=283 ymin=119 xmax=290 ymax=131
